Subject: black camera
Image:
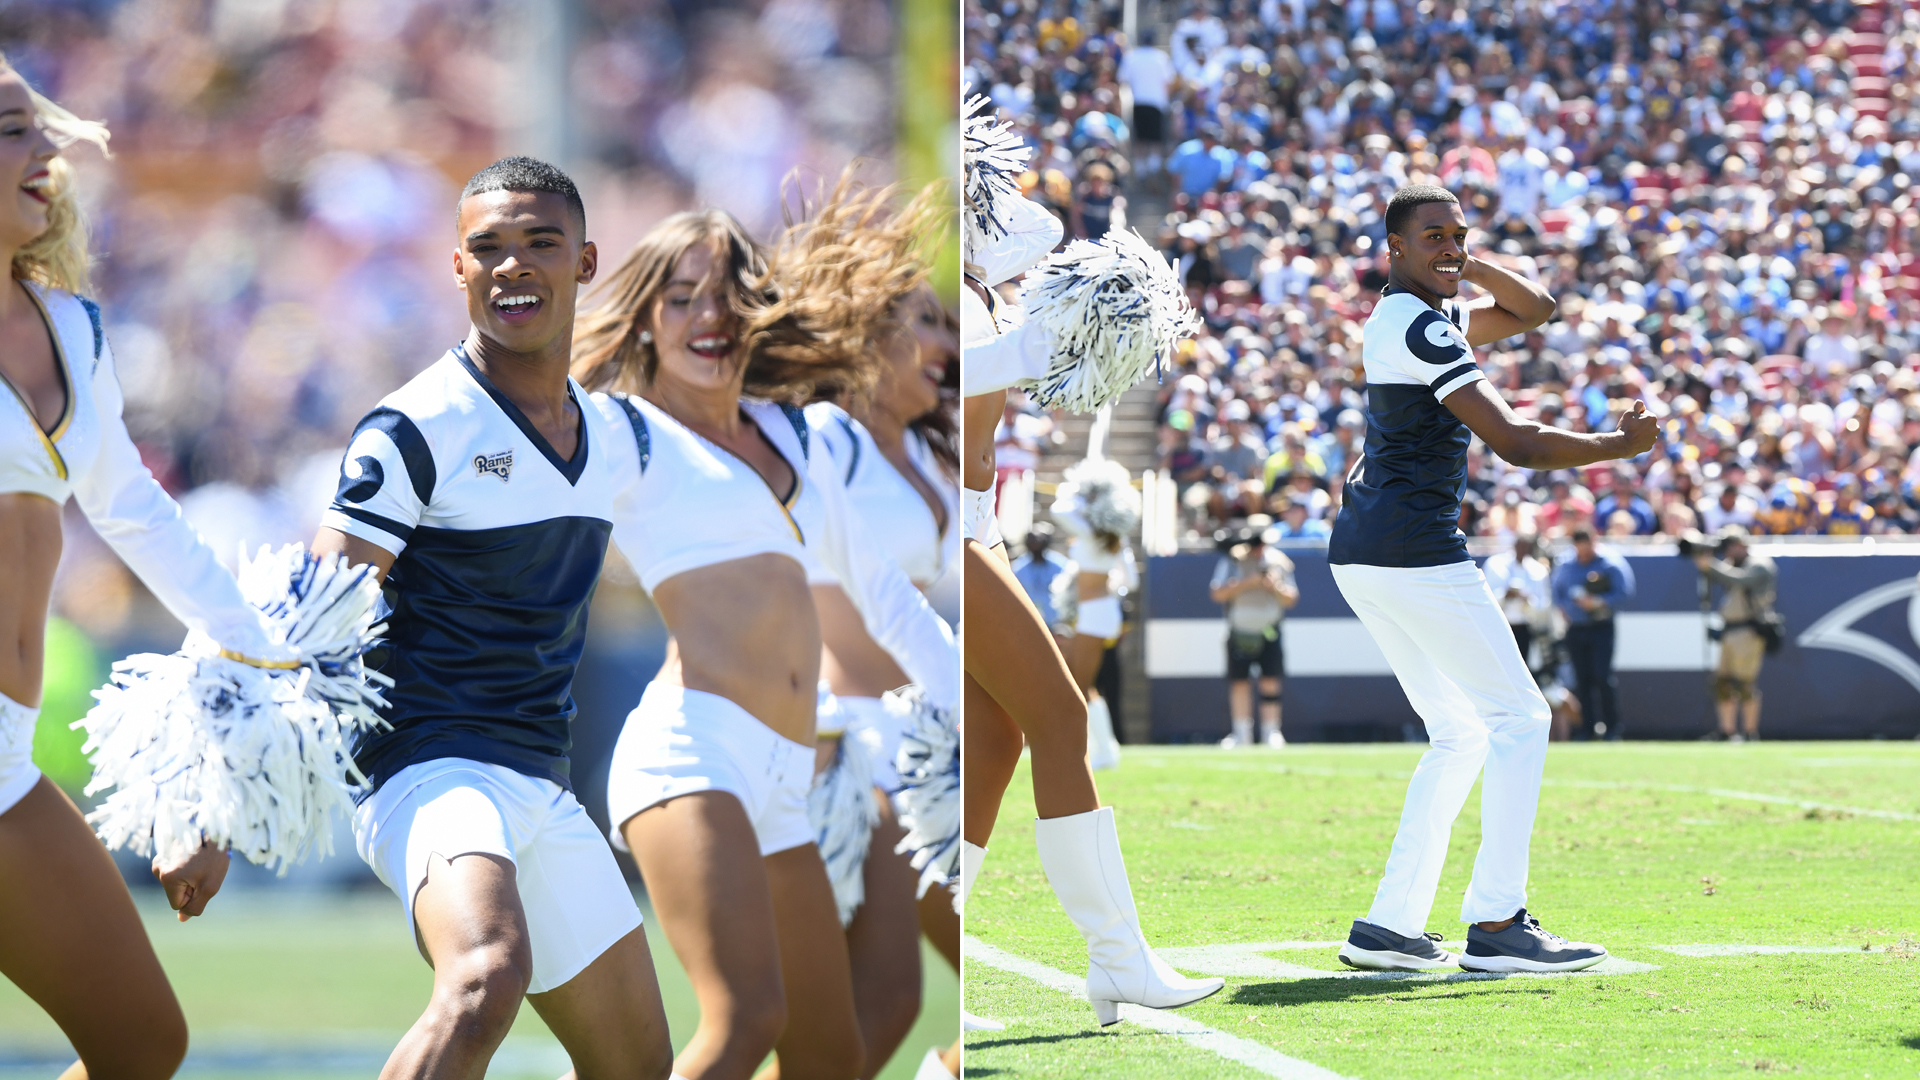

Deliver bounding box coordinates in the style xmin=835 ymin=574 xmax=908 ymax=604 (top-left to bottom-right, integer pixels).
xmin=1582 ymin=569 xmax=1613 ymax=595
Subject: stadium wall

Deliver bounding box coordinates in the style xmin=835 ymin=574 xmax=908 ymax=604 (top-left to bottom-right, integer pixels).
xmin=1144 ymin=547 xmax=1920 ymax=742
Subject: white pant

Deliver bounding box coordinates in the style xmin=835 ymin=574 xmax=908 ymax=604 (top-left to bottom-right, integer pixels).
xmin=0 ymin=691 xmax=42 ymax=816
xmin=354 ymin=758 xmax=643 ymax=994
xmin=1331 ymin=561 xmax=1551 ymax=937
xmin=607 ymin=682 xmax=815 ymax=857
xmin=1076 ymin=594 xmax=1122 ymax=640
xmin=962 ymin=485 xmax=1002 ymax=547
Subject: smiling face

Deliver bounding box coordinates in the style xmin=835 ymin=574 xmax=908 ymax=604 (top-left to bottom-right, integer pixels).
xmin=454 ymin=189 xmax=595 ymax=356
xmin=870 ymin=283 xmax=953 ymax=425
xmin=646 ymin=240 xmax=743 ymax=395
xmin=1388 ymin=200 xmax=1468 ymax=300
xmin=0 ymin=72 xmax=58 ymax=253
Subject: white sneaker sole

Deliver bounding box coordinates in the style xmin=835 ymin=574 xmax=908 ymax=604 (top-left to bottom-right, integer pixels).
xmin=1337 ymin=942 xmax=1458 ymax=971
xmin=1457 ymin=950 xmax=1608 ymax=973
xmin=963 ymin=1010 xmax=1004 ymax=1031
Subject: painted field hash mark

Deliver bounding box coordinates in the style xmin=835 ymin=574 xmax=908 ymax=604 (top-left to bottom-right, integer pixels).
xmin=964 ymin=935 xmax=1353 ymax=1080
xmin=1655 ymin=944 xmax=1883 ymax=957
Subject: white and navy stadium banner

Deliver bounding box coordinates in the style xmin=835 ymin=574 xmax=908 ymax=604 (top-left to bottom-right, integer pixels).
xmin=1144 ymin=547 xmax=1920 ymax=741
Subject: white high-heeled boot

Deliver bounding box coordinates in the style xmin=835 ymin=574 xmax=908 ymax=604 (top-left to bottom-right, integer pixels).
xmin=960 ymin=841 xmax=1006 ymax=1033
xmin=1086 ymin=695 xmax=1121 ymax=771
xmin=1035 ymin=807 xmax=1224 ymax=1025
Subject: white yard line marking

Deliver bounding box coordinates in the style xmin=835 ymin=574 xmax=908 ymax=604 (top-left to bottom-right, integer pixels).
xmin=963 ymin=935 xmax=1353 ymax=1080
xmin=1153 ymin=941 xmax=1659 ymax=982
xmin=1655 ymin=944 xmax=1882 ymax=957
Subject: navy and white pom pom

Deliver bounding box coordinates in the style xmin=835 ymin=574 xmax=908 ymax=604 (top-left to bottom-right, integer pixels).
xmin=809 ymin=723 xmax=881 ymax=927
xmin=75 ymin=544 xmax=389 ymax=874
xmin=1015 ymin=228 xmax=1201 ymax=413
xmin=890 ymin=686 xmax=959 ymax=909
xmin=963 ymin=94 xmax=1032 ymax=265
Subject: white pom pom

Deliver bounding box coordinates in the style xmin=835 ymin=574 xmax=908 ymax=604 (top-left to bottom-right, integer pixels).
xmin=1059 ymin=458 xmax=1142 ymax=541
xmin=75 ymin=544 xmax=389 ymax=873
xmin=1015 ymin=228 xmax=1201 ymax=413
xmin=808 ymin=729 xmax=880 ymax=927
xmin=889 ymin=686 xmax=958 ymax=909
xmin=963 ymin=95 xmax=1032 ymax=265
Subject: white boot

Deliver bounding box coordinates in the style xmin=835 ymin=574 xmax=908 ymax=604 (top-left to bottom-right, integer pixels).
xmin=960 ymin=842 xmax=1006 ymax=1032
xmin=1034 ymin=807 xmax=1225 ymax=1025
xmin=912 ymin=1047 xmax=956 ymax=1079
xmin=1087 ymin=695 xmax=1121 ymax=770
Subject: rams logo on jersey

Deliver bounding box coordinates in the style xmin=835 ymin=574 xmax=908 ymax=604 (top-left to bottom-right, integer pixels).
xmin=337 ymin=455 xmax=384 ymax=504
xmin=474 ymin=449 xmax=514 ymax=480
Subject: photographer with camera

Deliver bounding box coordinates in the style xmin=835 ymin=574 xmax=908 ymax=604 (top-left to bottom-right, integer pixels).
xmin=1551 ymin=527 xmax=1636 ymax=740
xmin=1685 ymin=525 xmax=1779 ymax=742
xmin=1209 ymin=523 xmax=1298 ymax=748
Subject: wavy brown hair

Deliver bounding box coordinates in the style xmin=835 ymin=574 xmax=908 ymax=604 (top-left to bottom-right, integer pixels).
xmin=573 ymin=171 xmax=948 ymax=403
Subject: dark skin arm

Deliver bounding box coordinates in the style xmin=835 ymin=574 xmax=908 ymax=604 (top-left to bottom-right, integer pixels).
xmin=1458 ymin=255 xmax=1555 ymax=347
xmin=1444 ymin=381 xmax=1658 ymax=469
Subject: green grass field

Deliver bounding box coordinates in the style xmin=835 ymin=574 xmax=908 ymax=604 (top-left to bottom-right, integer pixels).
xmin=963 ymin=742 xmax=1920 ymax=1080
xmin=0 ymin=886 xmax=958 ymax=1079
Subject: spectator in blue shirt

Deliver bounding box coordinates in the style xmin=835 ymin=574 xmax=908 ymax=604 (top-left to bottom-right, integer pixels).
xmin=1593 ymin=468 xmax=1657 ymax=535
xmin=1273 ymin=496 xmax=1331 ymax=540
xmin=1168 ymin=126 xmax=1234 ymax=197
xmin=1010 ymin=522 xmax=1073 ymax=631
xmin=1551 ymin=528 xmax=1636 ymax=740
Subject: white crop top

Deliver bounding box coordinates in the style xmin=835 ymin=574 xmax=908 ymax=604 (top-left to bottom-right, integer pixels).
xmin=592 ymin=392 xmax=959 ymax=711
xmin=804 ymin=403 xmax=958 ymax=588
xmin=1 ymin=282 xmax=272 ymax=654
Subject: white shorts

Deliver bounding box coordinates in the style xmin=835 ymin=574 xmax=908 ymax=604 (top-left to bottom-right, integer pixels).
xmin=1076 ymin=594 xmax=1123 ymax=640
xmin=837 ymin=694 xmax=909 ymax=793
xmin=353 ymin=758 xmax=643 ymax=995
xmin=607 ymin=682 xmax=816 ymax=857
xmin=962 ymin=485 xmax=1003 ymax=548
xmin=0 ymin=691 xmax=42 ymax=816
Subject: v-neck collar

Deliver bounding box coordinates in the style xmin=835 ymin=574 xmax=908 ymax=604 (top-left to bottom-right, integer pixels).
xmin=0 ymin=282 xmax=76 ymax=480
xmin=453 ymin=343 xmax=589 ymax=486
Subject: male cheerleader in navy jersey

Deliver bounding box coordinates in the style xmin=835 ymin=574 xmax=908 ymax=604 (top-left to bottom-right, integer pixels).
xmin=1328 ymin=186 xmax=1657 ymax=973
xmin=312 ymin=159 xmax=673 ymax=1079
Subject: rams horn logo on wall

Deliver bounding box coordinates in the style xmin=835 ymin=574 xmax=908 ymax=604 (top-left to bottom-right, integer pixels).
xmin=1797 ymin=576 xmax=1920 ymax=694
xmin=474 ymin=450 xmax=513 ymax=480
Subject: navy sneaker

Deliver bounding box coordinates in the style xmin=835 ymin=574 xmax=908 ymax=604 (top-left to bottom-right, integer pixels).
xmin=1458 ymin=909 xmax=1607 ymax=973
xmin=1337 ymin=919 xmax=1457 ymax=971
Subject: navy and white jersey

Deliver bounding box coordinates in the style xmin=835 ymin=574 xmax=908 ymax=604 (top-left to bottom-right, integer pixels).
xmin=1328 ymin=287 xmax=1486 ymax=568
xmin=321 ymin=347 xmax=626 ymax=796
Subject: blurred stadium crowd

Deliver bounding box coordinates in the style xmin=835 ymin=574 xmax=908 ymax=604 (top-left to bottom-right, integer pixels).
xmin=966 ymin=0 xmax=1920 ymax=545
xmin=3 ymin=0 xmax=903 ymax=640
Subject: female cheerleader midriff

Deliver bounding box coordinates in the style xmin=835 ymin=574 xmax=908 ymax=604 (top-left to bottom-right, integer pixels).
xmin=573 ymin=187 xmax=956 ymax=1080
xmin=0 ymin=60 xmax=283 ymax=1079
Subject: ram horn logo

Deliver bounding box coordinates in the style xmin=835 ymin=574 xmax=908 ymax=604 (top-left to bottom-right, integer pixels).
xmin=474 ymin=449 xmax=513 ymax=480
xmin=1796 ymin=577 xmax=1920 ymax=694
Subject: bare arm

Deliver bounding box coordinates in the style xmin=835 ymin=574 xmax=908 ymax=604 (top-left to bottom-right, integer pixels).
xmin=1460 ymin=254 xmax=1555 ymax=347
xmin=1443 ymin=381 xmax=1658 ymax=470
xmin=311 ymin=528 xmax=398 ymax=583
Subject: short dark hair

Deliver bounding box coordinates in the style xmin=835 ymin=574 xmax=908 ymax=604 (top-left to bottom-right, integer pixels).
xmin=458 ymin=156 xmax=586 ymax=235
xmin=1571 ymin=526 xmax=1595 ymax=543
xmin=1384 ymin=184 xmax=1460 ymax=238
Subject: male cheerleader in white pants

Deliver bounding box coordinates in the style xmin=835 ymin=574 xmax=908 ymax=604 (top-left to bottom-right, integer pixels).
xmin=1329 ymin=186 xmax=1657 ymax=973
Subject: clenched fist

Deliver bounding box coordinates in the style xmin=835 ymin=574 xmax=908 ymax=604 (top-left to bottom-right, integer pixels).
xmin=1615 ymin=399 xmax=1658 ymax=458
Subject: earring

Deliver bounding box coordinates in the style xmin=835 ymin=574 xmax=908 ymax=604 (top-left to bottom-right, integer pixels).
xmin=638 ymin=330 xmax=653 ymax=344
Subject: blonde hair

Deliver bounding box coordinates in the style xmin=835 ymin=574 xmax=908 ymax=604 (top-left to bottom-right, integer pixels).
xmin=574 ymin=171 xmax=948 ymax=404
xmin=0 ymin=55 xmax=110 ymax=296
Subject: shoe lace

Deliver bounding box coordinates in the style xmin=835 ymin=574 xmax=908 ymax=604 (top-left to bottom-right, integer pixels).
xmin=1517 ymin=910 xmax=1564 ymax=943
xmin=1422 ymin=932 xmax=1445 ymax=943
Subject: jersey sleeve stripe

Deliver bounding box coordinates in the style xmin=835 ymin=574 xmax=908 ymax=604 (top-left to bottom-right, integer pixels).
xmin=327 ymin=503 xmax=416 ymax=542
xmin=1430 ymin=363 xmax=1485 ymax=401
xmin=359 ymin=407 xmax=437 ymax=505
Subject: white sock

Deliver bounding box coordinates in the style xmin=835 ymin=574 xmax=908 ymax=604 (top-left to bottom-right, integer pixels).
xmin=1230 ymin=717 xmax=1253 ymax=744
